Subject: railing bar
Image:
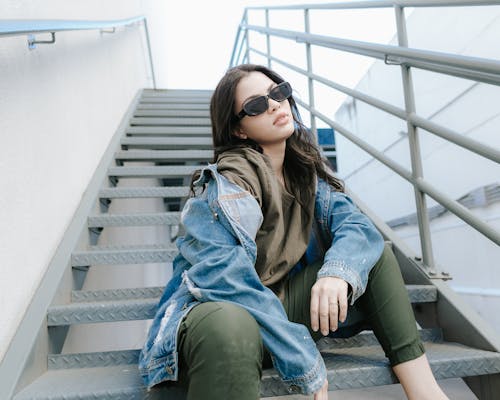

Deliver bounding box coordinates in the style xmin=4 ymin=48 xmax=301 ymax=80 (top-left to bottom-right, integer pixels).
xmin=251 ymin=47 xmax=407 ymax=118
xmin=0 ymin=16 xmax=145 ymax=37
xmin=296 ymin=97 xmax=500 ymax=246
xmin=416 ymin=178 xmax=500 ymax=245
xmin=395 ymin=4 xmax=436 ymax=270
xmin=246 ymin=1 xmax=500 ymax=11
xmin=294 ymin=98 xmax=414 ymax=181
xmin=410 ymin=113 xmax=500 ymax=163
xmin=243 ymin=24 xmax=500 ymax=76
xmin=404 ymin=58 xmax=500 ymax=87
xmin=142 ymin=19 xmax=156 ymax=90
xmin=251 ymin=47 xmax=500 ymax=164
xmin=229 ymin=12 xmax=247 ymax=67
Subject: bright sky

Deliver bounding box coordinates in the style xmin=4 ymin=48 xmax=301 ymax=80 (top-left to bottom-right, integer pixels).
xmin=152 ymin=0 xmax=402 ymax=115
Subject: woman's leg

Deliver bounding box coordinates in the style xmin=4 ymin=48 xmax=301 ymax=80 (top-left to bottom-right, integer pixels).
xmin=357 ymin=245 xmax=448 ymax=400
xmin=176 ymin=301 xmax=263 ymax=400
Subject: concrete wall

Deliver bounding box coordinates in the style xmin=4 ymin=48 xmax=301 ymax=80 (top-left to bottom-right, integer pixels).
xmin=334 ymin=6 xmax=500 ymax=332
xmin=0 ymin=0 xmax=168 ymax=362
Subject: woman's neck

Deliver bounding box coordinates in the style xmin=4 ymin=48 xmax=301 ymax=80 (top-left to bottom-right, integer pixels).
xmin=262 ymin=142 xmax=286 ymax=185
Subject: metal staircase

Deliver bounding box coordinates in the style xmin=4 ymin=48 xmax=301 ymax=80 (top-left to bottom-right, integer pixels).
xmin=4 ymin=88 xmax=500 ymax=399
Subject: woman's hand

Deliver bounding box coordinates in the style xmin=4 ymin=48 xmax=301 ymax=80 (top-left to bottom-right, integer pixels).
xmin=314 ymin=378 xmax=328 ymax=400
xmin=310 ymin=276 xmax=349 ymax=336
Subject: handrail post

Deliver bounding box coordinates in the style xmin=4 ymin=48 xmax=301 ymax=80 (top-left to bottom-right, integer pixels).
xmin=304 ymin=8 xmax=317 ymax=144
xmin=394 ymin=5 xmax=436 ymax=274
xmin=265 ymin=9 xmax=272 ymax=68
xmin=142 ymin=18 xmax=157 ymax=90
xmin=244 ymin=10 xmax=250 ymax=63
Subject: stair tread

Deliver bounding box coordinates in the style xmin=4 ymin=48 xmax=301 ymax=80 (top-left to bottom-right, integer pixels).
xmin=134 ymin=110 xmax=210 ymax=118
xmin=47 ymin=328 xmax=443 ymax=369
xmin=121 ymin=136 xmax=212 ymax=145
xmin=14 ymin=341 xmax=500 ymax=399
xmin=115 ymin=149 xmax=212 ymax=161
xmin=99 ymin=186 xmax=190 ymax=198
xmin=71 ymin=246 xmax=178 ymax=267
xmin=130 ymin=117 xmax=211 ymax=126
xmin=125 ymin=126 xmax=211 ymax=135
xmin=49 ymin=285 xmax=436 ymax=326
xmin=88 ymin=211 xmax=181 ymax=227
xmin=108 ymin=165 xmax=200 ymax=178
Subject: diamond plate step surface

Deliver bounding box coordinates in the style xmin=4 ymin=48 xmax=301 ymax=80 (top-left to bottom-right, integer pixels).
xmin=51 ymin=285 xmax=436 ymax=327
xmin=136 ymin=103 xmax=209 ymax=111
xmin=72 ymin=286 xmax=164 ymax=302
xmin=121 ymin=136 xmax=212 ymax=149
xmin=99 ymin=186 xmax=190 ymax=199
xmin=71 ymin=245 xmax=178 ymax=266
xmin=14 ymin=342 xmax=500 ymax=399
xmin=125 ymin=126 xmax=212 ymax=136
xmin=47 ymin=298 xmax=158 ymax=326
xmin=134 ymin=109 xmax=210 ymax=118
xmin=108 ymin=165 xmax=199 ymax=178
xmin=130 ymin=117 xmax=211 ymax=126
xmin=47 ymin=328 xmax=443 ymax=370
xmin=88 ymin=212 xmax=181 ymax=227
xmin=115 ymin=149 xmax=212 ymax=162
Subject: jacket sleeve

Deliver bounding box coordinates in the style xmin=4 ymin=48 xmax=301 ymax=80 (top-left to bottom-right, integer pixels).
xmin=317 ymin=191 xmax=384 ymax=304
xmin=178 ymin=196 xmax=326 ymax=395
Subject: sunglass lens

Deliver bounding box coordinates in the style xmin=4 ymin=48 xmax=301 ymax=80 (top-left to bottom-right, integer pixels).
xmin=270 ymin=82 xmax=292 ymax=101
xmin=244 ymin=96 xmax=269 ymax=116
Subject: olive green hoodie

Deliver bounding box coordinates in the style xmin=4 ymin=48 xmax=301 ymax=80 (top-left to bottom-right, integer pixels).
xmin=217 ymin=147 xmax=315 ymax=297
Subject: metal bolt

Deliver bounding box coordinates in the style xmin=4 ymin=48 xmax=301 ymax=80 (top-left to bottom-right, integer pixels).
xmin=414 ymin=256 xmax=422 ymax=261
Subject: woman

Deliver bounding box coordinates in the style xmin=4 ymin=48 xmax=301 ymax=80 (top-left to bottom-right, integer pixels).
xmin=139 ymin=64 xmax=449 ymax=400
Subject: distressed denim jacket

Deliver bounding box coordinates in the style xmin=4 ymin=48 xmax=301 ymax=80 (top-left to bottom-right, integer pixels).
xmin=139 ymin=164 xmax=384 ymax=395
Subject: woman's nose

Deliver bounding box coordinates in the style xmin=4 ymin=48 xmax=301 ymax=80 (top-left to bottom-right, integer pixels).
xmin=268 ymin=97 xmax=281 ymax=112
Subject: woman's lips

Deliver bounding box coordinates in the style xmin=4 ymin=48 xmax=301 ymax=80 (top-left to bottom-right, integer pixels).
xmin=274 ymin=112 xmax=289 ymax=125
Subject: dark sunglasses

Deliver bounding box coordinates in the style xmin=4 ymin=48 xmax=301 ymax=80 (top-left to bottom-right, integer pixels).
xmin=236 ymin=81 xmax=293 ymax=120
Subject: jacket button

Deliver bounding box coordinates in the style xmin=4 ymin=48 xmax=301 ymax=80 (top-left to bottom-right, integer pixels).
xmin=166 ymin=366 xmax=173 ymax=375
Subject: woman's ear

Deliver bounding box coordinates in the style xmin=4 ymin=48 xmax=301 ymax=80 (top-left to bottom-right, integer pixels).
xmin=232 ymin=128 xmax=248 ymax=140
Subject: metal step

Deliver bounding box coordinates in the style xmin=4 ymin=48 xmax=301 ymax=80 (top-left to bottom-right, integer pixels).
xmin=139 ymin=98 xmax=211 ymax=105
xmin=71 ymin=245 xmax=178 ymax=267
xmin=136 ymin=103 xmax=210 ymax=111
xmin=47 ymin=298 xmax=158 ymax=326
xmin=121 ymin=136 xmax=212 ymax=149
xmin=99 ymin=186 xmax=190 ymax=199
xmin=72 ymin=286 xmax=164 ymax=302
xmin=46 ymin=328 xmax=443 ymax=370
xmin=115 ymin=149 xmax=212 ymax=162
xmin=125 ymin=126 xmax=212 ymax=136
xmin=130 ymin=117 xmax=211 ymax=126
xmin=14 ymin=341 xmax=500 ymax=399
xmin=108 ymin=165 xmax=199 ymax=179
xmin=134 ymin=109 xmax=210 ymax=118
xmin=88 ymin=212 xmax=181 ymax=227
xmin=51 ymin=285 xmax=436 ymax=327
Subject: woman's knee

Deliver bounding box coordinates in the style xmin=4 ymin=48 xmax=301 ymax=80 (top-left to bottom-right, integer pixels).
xmin=182 ymin=302 xmax=263 ymax=363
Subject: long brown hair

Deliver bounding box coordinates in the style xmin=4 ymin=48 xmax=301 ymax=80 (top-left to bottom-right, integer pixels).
xmin=193 ymin=64 xmax=344 ymax=194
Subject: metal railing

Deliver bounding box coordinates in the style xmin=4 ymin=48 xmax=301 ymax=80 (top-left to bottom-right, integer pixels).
xmin=0 ymin=16 xmax=156 ymax=88
xmin=230 ymin=0 xmax=500 ymax=278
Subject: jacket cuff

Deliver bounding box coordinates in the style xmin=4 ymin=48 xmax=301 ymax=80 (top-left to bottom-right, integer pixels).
xmin=282 ymin=352 xmax=326 ymax=395
xmin=317 ymin=260 xmax=363 ymax=305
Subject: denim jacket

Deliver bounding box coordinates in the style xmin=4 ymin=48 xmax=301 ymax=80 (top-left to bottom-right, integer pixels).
xmin=138 ymin=164 xmax=384 ymax=395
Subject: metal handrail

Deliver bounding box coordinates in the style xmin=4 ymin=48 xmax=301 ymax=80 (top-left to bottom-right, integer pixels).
xmin=230 ymin=0 xmax=500 ymax=275
xmin=0 ymin=16 xmax=156 ymax=88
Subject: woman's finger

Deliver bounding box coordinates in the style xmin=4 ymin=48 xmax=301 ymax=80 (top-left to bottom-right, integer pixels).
xmin=329 ymin=296 xmax=339 ymax=332
xmin=319 ymin=293 xmax=331 ymax=336
xmin=310 ymin=287 xmax=320 ymax=332
xmin=338 ymin=288 xmax=348 ymax=323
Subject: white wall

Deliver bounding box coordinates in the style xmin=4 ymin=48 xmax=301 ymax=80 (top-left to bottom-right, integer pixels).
xmin=333 ymin=6 xmax=500 ymax=332
xmin=0 ymin=0 xmax=168 ymax=362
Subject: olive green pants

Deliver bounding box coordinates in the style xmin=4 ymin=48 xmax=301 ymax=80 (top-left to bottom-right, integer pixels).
xmin=173 ymin=245 xmax=425 ymax=400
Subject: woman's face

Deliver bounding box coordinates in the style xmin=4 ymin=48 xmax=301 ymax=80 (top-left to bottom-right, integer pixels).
xmin=233 ymin=71 xmax=295 ymax=149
